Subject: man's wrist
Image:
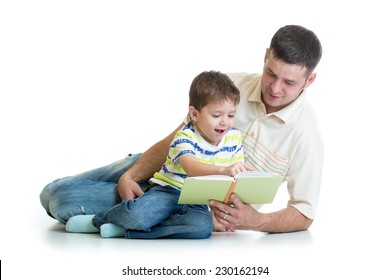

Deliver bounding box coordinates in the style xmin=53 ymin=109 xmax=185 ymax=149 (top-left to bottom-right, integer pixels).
xmin=254 ymin=212 xmax=269 ymax=232
xmin=121 ymin=169 xmax=145 ymax=184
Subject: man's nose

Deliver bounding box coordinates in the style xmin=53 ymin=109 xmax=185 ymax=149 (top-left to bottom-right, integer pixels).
xmin=270 ymin=79 xmax=283 ymax=93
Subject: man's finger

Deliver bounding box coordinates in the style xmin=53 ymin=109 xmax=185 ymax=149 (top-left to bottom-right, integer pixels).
xmin=230 ymin=194 xmax=244 ymax=209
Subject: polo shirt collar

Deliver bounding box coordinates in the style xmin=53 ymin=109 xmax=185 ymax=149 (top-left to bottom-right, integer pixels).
xmin=247 ymin=75 xmax=306 ymax=124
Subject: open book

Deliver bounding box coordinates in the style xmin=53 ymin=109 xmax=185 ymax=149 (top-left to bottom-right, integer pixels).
xmin=177 ymin=171 xmax=283 ymax=205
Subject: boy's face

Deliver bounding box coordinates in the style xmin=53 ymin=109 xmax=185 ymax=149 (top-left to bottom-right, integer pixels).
xmin=261 ymin=49 xmax=316 ymax=113
xmin=190 ymin=99 xmax=237 ymax=146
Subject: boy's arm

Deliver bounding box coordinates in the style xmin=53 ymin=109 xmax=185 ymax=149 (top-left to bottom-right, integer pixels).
xmin=179 ymin=154 xmax=249 ymax=177
xmin=118 ymin=123 xmax=184 ymax=200
xmin=179 ymin=131 xmax=248 ymax=177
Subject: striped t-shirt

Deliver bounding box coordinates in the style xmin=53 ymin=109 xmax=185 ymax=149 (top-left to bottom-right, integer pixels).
xmin=150 ymin=122 xmax=245 ymax=189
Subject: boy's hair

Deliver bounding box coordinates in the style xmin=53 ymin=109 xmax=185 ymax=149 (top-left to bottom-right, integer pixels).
xmin=189 ymin=71 xmax=240 ymax=111
xmin=269 ymin=25 xmax=322 ymax=76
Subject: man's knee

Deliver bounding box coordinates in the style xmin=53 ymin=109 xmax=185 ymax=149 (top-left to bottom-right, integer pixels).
xmin=39 ymin=178 xmax=64 ymax=211
xmin=39 ymin=184 xmax=51 ymax=212
xmin=48 ymin=187 xmax=86 ymax=224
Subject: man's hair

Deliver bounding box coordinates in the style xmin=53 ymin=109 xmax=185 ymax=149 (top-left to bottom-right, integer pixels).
xmin=270 ymin=25 xmax=322 ymax=75
xmin=189 ymin=71 xmax=240 ymax=111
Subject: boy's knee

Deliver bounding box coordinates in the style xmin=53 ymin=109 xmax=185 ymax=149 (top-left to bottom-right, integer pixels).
xmin=198 ymin=214 xmax=213 ymax=238
xmin=188 ymin=210 xmax=213 ymax=239
xmin=115 ymin=200 xmax=157 ymax=231
xmin=120 ymin=213 xmax=152 ymax=231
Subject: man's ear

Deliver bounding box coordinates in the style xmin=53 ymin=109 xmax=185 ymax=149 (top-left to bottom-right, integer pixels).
xmin=264 ymin=48 xmax=269 ymax=64
xmin=304 ymin=73 xmax=317 ymax=89
xmin=188 ymin=106 xmax=199 ymax=121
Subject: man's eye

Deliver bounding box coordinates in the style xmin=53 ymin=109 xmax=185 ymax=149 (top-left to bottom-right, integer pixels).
xmin=267 ymin=71 xmax=276 ymax=77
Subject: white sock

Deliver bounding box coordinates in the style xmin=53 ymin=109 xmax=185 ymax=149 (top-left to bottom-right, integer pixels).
xmin=100 ymin=223 xmax=125 ymax=238
xmin=65 ymin=215 xmax=99 ymax=233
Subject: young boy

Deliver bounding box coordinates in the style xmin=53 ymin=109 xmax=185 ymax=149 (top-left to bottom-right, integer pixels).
xmin=65 ymin=70 xmax=250 ymax=239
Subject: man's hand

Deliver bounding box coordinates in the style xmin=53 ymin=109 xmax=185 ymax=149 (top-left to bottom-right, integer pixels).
xmin=210 ymin=194 xmax=313 ymax=233
xmin=210 ymin=209 xmax=235 ymax=232
xmin=117 ymin=172 xmax=144 ymax=201
xmin=210 ymin=194 xmax=261 ymax=231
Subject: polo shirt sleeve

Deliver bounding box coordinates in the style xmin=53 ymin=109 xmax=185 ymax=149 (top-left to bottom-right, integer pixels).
xmin=285 ymin=146 xmax=324 ymax=220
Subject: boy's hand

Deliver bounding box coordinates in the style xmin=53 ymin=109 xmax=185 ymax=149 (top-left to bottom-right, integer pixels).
xmin=224 ymin=162 xmax=252 ymax=177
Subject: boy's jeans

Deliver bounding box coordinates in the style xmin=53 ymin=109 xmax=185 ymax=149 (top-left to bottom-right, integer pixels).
xmin=92 ymin=186 xmax=213 ymax=239
xmin=39 ymin=153 xmax=213 ymax=239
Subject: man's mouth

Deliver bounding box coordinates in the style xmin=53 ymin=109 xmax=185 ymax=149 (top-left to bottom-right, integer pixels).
xmin=268 ymin=91 xmax=282 ymax=99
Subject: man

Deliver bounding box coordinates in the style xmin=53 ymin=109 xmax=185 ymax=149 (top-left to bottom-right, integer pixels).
xmin=40 ymin=25 xmax=323 ymax=233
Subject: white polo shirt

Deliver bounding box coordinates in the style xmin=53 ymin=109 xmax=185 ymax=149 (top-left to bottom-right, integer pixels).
xmin=228 ymin=73 xmax=324 ymax=219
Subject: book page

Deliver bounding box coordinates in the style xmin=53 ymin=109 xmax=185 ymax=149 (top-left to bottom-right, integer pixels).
xmin=188 ymin=175 xmax=234 ymax=181
xmin=235 ymin=171 xmax=279 ymax=178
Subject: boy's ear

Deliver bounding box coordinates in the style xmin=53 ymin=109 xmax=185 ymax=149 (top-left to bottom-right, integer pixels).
xmin=188 ymin=106 xmax=199 ymax=121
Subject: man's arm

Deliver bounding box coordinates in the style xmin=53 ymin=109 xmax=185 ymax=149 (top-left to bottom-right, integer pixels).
xmin=118 ymin=123 xmax=184 ymax=200
xmin=209 ymin=194 xmax=312 ymax=233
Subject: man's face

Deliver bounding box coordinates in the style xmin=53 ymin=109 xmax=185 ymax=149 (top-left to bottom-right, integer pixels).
xmin=261 ymin=50 xmax=316 ymax=113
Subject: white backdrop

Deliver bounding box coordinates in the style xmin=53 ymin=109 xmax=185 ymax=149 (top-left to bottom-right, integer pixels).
xmin=1 ymin=0 xmax=389 ymax=279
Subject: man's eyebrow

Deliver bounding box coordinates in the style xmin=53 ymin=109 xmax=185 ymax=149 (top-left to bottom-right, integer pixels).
xmin=265 ymin=67 xmax=275 ymax=74
xmin=285 ymin=78 xmax=297 ymax=84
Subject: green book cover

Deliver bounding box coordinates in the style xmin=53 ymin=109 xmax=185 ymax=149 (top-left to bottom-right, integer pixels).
xmin=177 ymin=171 xmax=283 ymax=205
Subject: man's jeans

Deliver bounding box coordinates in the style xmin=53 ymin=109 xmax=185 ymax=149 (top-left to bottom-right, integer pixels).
xmin=39 ymin=153 xmax=213 ymax=239
xmin=92 ymin=186 xmax=213 ymax=239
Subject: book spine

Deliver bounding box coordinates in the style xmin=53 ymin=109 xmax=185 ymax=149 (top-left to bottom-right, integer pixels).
xmin=223 ymin=178 xmax=237 ymax=204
